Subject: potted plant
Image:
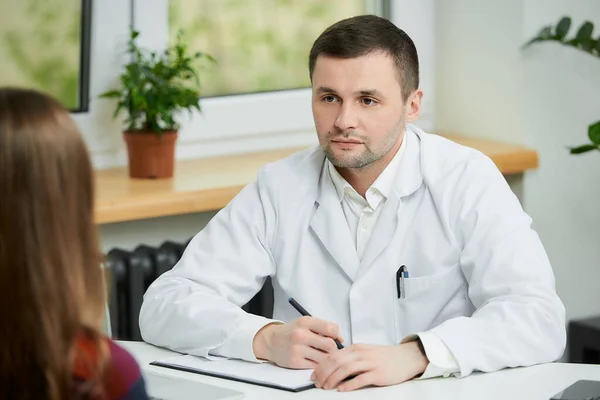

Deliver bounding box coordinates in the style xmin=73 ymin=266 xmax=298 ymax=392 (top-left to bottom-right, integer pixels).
xmin=100 ymin=30 xmax=214 ymax=179
xmin=524 ymin=16 xmax=600 ymax=155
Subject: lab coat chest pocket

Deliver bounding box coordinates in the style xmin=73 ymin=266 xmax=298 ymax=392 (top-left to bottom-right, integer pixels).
xmin=393 ymin=263 xmax=469 ymax=342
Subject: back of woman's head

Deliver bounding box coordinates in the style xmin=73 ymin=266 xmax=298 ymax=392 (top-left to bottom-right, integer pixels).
xmin=0 ymin=88 xmax=106 ymax=399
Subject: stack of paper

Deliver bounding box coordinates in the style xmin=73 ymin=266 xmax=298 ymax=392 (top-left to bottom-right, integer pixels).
xmin=151 ymin=355 xmax=315 ymax=392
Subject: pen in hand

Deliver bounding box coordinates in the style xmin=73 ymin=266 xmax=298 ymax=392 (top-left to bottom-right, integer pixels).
xmin=288 ymin=297 xmax=344 ymax=350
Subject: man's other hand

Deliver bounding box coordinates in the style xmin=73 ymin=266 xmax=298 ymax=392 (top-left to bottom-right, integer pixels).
xmin=311 ymin=341 xmax=429 ymax=391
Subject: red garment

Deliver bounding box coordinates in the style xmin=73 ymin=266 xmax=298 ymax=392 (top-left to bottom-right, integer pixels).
xmin=72 ymin=334 xmax=148 ymax=400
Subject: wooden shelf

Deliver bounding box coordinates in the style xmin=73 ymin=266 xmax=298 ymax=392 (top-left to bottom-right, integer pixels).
xmin=95 ymin=134 xmax=538 ymax=224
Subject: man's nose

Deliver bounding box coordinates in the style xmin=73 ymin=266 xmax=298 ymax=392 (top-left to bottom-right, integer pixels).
xmin=334 ymin=104 xmax=358 ymax=132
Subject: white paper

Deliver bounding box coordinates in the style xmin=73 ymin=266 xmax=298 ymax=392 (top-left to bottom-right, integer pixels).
xmin=155 ymin=355 xmax=314 ymax=390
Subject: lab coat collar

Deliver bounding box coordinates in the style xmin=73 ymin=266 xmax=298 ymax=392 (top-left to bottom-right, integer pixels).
xmin=310 ymin=163 xmax=361 ymax=281
xmin=393 ymin=125 xmax=424 ymax=199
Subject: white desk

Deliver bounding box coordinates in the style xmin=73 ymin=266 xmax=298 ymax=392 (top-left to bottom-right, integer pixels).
xmin=119 ymin=341 xmax=600 ymax=400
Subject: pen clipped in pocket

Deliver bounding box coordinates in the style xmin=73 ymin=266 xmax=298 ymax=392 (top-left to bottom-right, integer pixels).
xmin=392 ymin=263 xmax=466 ymax=341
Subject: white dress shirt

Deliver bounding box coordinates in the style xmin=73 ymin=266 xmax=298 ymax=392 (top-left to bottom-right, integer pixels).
xmin=327 ymin=136 xmax=460 ymax=379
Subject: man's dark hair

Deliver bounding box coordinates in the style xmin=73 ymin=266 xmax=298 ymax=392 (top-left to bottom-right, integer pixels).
xmin=309 ymin=15 xmax=419 ymax=102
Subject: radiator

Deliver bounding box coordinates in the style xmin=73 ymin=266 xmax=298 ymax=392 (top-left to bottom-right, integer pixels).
xmin=104 ymin=239 xmax=274 ymax=341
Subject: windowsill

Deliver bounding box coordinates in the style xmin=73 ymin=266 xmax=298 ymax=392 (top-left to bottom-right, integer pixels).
xmin=94 ymin=134 xmax=538 ymax=224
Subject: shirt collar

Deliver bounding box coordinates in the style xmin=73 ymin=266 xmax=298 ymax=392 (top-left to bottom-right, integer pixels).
xmin=327 ymin=134 xmax=407 ymax=206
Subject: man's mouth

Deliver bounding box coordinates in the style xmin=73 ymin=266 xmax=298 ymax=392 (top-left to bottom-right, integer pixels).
xmin=331 ymin=138 xmax=363 ymax=144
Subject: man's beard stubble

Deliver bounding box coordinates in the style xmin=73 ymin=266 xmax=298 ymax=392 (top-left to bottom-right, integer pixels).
xmin=322 ymin=126 xmax=402 ymax=170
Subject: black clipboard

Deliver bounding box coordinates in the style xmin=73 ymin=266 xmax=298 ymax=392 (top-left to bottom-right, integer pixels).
xmin=150 ymin=361 xmax=316 ymax=393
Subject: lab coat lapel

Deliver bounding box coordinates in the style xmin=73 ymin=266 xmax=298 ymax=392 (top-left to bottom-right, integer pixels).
xmin=357 ymin=128 xmax=424 ymax=277
xmin=309 ymin=162 xmax=360 ymax=282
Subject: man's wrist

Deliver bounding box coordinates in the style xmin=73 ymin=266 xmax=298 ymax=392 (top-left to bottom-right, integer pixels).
xmin=405 ymin=339 xmax=429 ymax=377
xmin=252 ymin=322 xmax=280 ymax=361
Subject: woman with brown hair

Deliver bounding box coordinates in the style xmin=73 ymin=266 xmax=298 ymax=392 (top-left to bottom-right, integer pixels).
xmin=0 ymin=88 xmax=149 ymax=399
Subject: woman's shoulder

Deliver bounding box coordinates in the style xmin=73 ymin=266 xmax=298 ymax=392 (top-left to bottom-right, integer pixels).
xmin=105 ymin=340 xmax=142 ymax=382
xmin=73 ymin=333 xmax=149 ymax=400
xmin=104 ymin=339 xmax=147 ymax=399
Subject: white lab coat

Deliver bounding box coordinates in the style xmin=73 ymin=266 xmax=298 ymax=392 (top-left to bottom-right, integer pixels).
xmin=140 ymin=125 xmax=566 ymax=377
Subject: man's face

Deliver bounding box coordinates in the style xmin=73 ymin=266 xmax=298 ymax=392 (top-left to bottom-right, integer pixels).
xmin=311 ymin=52 xmax=418 ymax=169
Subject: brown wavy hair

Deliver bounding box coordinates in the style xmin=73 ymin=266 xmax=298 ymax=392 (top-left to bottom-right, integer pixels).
xmin=0 ymin=88 xmax=108 ymax=399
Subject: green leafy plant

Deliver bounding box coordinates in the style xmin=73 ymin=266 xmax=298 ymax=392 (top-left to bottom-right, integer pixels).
xmin=99 ymin=29 xmax=215 ymax=134
xmin=524 ymin=16 xmax=600 ymax=154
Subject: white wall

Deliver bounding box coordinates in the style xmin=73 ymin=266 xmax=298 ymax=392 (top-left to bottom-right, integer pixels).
xmin=522 ymin=0 xmax=600 ymax=321
xmin=94 ymin=2 xmax=437 ymax=252
xmin=435 ymin=0 xmax=525 ymax=145
xmin=435 ymin=0 xmax=600 ymax=323
xmin=391 ymin=0 xmax=436 ymax=131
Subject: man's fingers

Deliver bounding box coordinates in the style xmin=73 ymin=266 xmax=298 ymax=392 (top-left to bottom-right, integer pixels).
xmin=300 ymin=317 xmax=342 ymax=340
xmin=313 ymin=349 xmax=358 ymax=387
xmin=305 ymin=331 xmax=339 ymax=353
xmin=337 ymin=371 xmax=376 ymax=392
xmin=303 ymin=346 xmax=330 ymax=364
xmin=322 ymin=361 xmax=370 ymax=390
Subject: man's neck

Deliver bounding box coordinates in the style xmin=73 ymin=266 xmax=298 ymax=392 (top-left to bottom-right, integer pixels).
xmin=337 ymin=140 xmax=402 ymax=198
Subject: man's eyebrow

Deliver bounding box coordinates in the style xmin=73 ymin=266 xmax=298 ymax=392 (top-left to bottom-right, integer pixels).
xmin=358 ymin=89 xmax=383 ymax=97
xmin=315 ymin=87 xmax=385 ymax=97
xmin=315 ymin=86 xmax=337 ymax=95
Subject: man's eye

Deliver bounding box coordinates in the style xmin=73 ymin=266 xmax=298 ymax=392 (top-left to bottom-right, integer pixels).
xmin=323 ymin=96 xmax=337 ymax=103
xmin=362 ymin=98 xmax=376 ymax=106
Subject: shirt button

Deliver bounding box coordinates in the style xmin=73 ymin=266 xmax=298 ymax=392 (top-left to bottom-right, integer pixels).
xmin=362 ymin=223 xmax=368 ymax=229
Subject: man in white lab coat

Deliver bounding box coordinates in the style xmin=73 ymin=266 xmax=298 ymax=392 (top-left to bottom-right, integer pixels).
xmin=140 ymin=15 xmax=566 ymax=391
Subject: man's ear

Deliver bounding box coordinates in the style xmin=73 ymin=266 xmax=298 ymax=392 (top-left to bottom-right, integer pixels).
xmin=406 ymin=89 xmax=423 ymax=123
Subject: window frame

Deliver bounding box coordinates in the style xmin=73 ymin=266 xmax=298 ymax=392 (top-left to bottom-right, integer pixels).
xmin=75 ymin=0 xmax=93 ymax=113
xmin=82 ymin=0 xmax=434 ymax=169
xmin=131 ymin=0 xmax=406 ymax=146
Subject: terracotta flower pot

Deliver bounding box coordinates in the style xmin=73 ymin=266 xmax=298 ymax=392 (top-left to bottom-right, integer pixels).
xmin=123 ymin=131 xmax=178 ymax=179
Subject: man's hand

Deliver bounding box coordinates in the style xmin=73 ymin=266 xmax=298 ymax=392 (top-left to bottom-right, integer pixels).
xmin=252 ymin=316 xmax=344 ymax=369
xmin=311 ymin=341 xmax=429 ymax=392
